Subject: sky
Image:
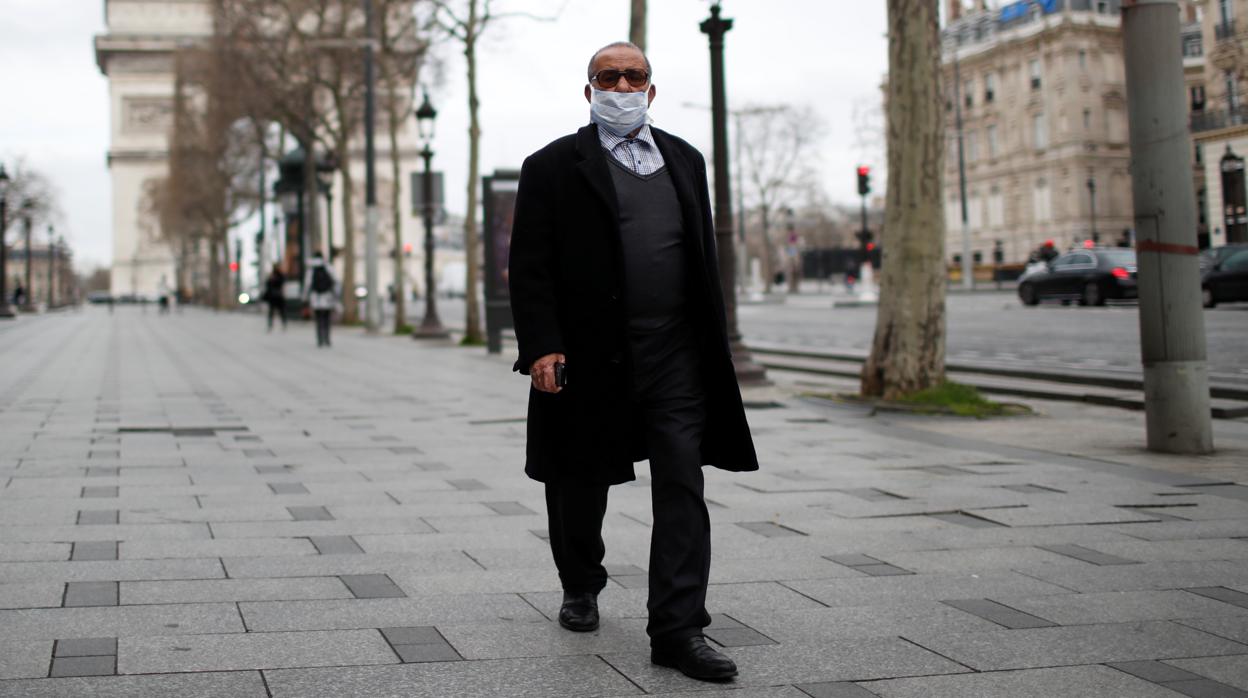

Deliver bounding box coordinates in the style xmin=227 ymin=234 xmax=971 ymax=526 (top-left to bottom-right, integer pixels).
xmin=0 ymin=0 xmax=890 ymax=272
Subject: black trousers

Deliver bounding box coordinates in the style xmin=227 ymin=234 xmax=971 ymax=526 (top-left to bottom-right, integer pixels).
xmin=314 ymin=309 xmax=332 ymax=346
xmin=267 ymin=300 xmax=286 ymax=330
xmin=545 ymin=323 xmax=711 ymax=646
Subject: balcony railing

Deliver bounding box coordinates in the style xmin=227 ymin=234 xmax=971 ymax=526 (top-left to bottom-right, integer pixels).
xmin=1191 ymin=106 xmax=1248 ymax=133
xmin=1216 ymin=20 xmax=1236 ymax=41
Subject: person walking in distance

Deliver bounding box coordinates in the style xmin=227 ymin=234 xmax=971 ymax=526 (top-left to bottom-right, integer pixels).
xmin=508 ymin=41 xmax=759 ymax=682
xmin=302 ymin=252 xmax=337 ymax=347
xmin=263 ymin=264 xmax=287 ymax=332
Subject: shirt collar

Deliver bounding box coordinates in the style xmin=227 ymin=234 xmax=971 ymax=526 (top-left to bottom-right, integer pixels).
xmin=597 ymin=123 xmax=658 ymax=152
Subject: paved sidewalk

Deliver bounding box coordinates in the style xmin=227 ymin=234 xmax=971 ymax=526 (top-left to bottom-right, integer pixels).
xmin=1 ymin=308 xmax=1247 ymax=697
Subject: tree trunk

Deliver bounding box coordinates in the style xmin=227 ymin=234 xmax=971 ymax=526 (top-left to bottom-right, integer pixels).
xmin=462 ymin=0 xmax=484 ymax=344
xmin=759 ymin=206 xmax=773 ymax=293
xmin=386 ymin=86 xmax=407 ymax=333
xmin=861 ymin=0 xmax=947 ymax=399
xmin=629 ymin=0 xmax=646 ymax=51
xmin=338 ymin=135 xmax=360 ymax=324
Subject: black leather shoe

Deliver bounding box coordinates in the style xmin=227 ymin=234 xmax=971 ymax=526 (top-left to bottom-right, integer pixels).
xmin=651 ymin=636 xmax=738 ymax=681
xmin=558 ymin=591 xmax=599 ymax=632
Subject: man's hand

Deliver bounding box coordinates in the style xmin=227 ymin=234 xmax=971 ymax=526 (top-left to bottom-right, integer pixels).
xmin=530 ymin=353 xmax=567 ymax=394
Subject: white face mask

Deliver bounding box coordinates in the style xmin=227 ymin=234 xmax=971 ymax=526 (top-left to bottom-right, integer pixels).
xmin=589 ymin=87 xmax=649 ymax=137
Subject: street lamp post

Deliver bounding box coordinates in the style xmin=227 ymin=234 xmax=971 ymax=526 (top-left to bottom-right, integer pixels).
xmin=21 ymin=203 xmax=34 ymax=312
xmin=700 ymin=1 xmax=767 ymax=385
xmin=412 ymin=90 xmax=448 ymax=339
xmin=362 ymin=0 xmax=381 ymax=333
xmin=46 ymin=225 xmax=55 ymax=309
xmin=0 ymin=165 xmax=14 ymax=318
xmin=1087 ymin=176 xmax=1098 ymax=245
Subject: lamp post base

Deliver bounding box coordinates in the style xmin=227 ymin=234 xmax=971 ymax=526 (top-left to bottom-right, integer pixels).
xmin=730 ymin=339 xmax=770 ymax=386
xmin=411 ymin=318 xmax=450 ymax=340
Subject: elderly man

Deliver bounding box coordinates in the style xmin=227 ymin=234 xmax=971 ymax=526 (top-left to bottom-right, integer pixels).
xmin=508 ymin=41 xmax=759 ymax=682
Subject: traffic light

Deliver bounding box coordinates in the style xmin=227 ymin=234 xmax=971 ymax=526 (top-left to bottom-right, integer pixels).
xmin=856 ymin=166 xmax=871 ymax=196
xmin=855 ymin=229 xmax=874 ymax=249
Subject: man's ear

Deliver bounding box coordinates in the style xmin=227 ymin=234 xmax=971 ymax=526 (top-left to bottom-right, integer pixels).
xmin=584 ymin=84 xmax=592 ymax=103
xmin=647 ymin=84 xmax=656 ymax=106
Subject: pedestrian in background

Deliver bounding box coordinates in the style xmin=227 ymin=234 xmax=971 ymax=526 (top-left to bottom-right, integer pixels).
xmin=508 ymin=41 xmax=758 ymax=683
xmin=262 ymin=264 xmax=287 ymax=332
xmin=302 ymin=252 xmax=337 ymax=348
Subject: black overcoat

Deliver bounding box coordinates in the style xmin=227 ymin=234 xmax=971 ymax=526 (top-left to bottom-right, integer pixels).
xmin=508 ymin=123 xmax=759 ymax=485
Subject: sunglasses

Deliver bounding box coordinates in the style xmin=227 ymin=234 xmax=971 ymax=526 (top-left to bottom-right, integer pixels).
xmin=591 ymin=69 xmax=650 ymax=88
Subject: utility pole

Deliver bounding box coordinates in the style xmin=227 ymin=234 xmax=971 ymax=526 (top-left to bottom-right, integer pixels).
xmin=1122 ymin=0 xmax=1213 ymax=454
xmin=363 ymin=0 xmax=381 ymax=333
xmin=1087 ymin=176 xmax=1098 ymax=244
xmin=701 ymin=2 xmax=766 ymax=385
xmin=22 ymin=207 xmax=33 ymax=312
xmin=952 ymin=52 xmax=973 ymax=290
xmin=0 ymin=165 xmax=13 ymax=318
xmin=46 ymin=225 xmax=55 ymax=309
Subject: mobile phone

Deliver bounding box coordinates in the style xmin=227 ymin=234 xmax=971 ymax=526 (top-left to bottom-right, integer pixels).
xmin=554 ymin=362 xmax=568 ymax=388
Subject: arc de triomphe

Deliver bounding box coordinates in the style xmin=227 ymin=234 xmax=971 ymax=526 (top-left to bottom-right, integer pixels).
xmin=94 ymin=0 xmax=210 ymax=299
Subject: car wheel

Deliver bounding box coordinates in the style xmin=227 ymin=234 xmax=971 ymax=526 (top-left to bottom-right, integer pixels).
xmin=1080 ymin=281 xmax=1104 ymax=307
xmin=1203 ymin=286 xmax=1216 ymax=308
xmin=1019 ymin=284 xmax=1039 ymax=306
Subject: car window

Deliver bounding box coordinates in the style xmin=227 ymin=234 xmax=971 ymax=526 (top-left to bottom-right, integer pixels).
xmin=1098 ymin=250 xmax=1136 ymax=267
xmin=1055 ymin=253 xmax=1093 ymax=269
xmin=1225 ymin=250 xmax=1248 ymax=272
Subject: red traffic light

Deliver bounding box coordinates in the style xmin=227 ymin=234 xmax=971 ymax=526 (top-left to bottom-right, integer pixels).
xmin=866 ymin=242 xmax=876 ymax=251
xmin=857 ymin=166 xmax=870 ymax=176
xmin=229 ymin=262 xmax=239 ymax=272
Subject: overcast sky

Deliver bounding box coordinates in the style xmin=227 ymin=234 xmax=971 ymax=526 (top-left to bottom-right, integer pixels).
xmin=0 ymin=0 xmax=889 ymax=272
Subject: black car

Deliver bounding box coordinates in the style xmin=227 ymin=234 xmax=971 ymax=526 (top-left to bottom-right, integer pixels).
xmin=1018 ymin=247 xmax=1138 ymax=306
xmin=1202 ymin=245 xmax=1248 ymax=307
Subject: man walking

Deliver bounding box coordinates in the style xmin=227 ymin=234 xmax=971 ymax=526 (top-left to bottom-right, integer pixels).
xmin=509 ymin=41 xmax=758 ymax=682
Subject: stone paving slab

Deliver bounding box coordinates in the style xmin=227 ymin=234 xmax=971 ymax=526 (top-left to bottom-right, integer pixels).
xmin=904 ymin=620 xmax=1248 ymax=671
xmin=0 ymin=603 xmax=245 ymax=639
xmin=264 ymin=655 xmax=640 ymax=698
xmin=118 ymin=629 xmax=397 ymax=673
xmin=238 ymin=595 xmax=545 ymax=632
xmin=1168 ymin=656 xmax=1248 ymax=691
xmin=994 ymin=590 xmax=1248 ymax=625
xmin=120 ymin=577 xmax=354 ymax=605
xmin=0 ymin=558 xmax=224 ymax=583
xmin=1177 ymin=616 xmax=1248 ymax=644
xmin=862 ymin=664 xmax=1182 ymax=697
xmin=0 ymin=639 xmax=55 ymax=680
xmin=0 ymin=670 xmax=269 ymax=697
xmin=0 ymin=523 xmax=211 ymax=542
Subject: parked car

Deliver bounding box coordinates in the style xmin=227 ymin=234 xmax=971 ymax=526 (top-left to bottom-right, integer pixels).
xmin=1018 ymin=247 xmax=1138 ymax=306
xmin=1202 ymin=245 xmax=1248 ymax=307
xmin=86 ymin=291 xmax=113 ymax=305
xmin=1200 ymin=243 xmax=1248 ymax=273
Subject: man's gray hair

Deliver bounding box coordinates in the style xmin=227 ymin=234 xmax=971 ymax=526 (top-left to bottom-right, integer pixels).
xmin=586 ymin=41 xmax=653 ymax=82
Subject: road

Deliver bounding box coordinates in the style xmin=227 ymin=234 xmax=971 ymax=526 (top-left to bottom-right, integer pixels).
xmin=410 ymin=291 xmax=1248 ymax=385
xmin=736 ymin=291 xmax=1248 ymax=384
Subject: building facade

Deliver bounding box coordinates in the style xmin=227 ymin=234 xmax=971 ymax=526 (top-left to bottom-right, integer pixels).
xmin=941 ymin=0 xmax=1134 ymax=265
xmin=1192 ymin=0 xmax=1248 ymax=246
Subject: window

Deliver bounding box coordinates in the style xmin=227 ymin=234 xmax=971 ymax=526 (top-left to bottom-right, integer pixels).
xmin=1226 ymin=71 xmax=1240 ymax=110
xmin=1053 ymin=252 xmax=1093 ymax=270
xmin=964 ymin=80 xmax=974 ymax=108
xmin=966 ymin=131 xmax=978 ymax=163
xmin=1183 ymin=34 xmax=1204 ymax=58
xmin=1191 ymin=84 xmax=1206 ymax=112
xmin=988 ymin=187 xmax=1005 ymax=227
xmin=987 ymin=124 xmax=999 ymax=158
xmin=1033 ymin=113 xmax=1048 ymax=149
xmin=1078 ymin=49 xmax=1087 ymax=70
xmin=1030 ymin=58 xmax=1042 ymax=90
xmin=1219 ymin=0 xmax=1233 ymax=26
xmin=1083 ymin=108 xmax=1092 ymax=130
xmin=984 ymin=72 xmax=997 ymax=103
xmin=1033 ymin=178 xmax=1052 ymax=222
xmin=1096 ymin=0 xmax=1110 ymax=13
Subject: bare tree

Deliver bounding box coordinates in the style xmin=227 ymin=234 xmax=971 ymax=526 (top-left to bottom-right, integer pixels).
xmin=425 ymin=0 xmax=561 ymax=344
xmin=861 ymin=0 xmax=947 ymax=399
xmin=629 ymin=0 xmax=646 ymax=51
xmin=0 ymin=160 xmax=58 ymax=239
xmin=737 ymin=104 xmax=821 ymax=293
xmin=378 ymin=0 xmax=429 ymax=334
